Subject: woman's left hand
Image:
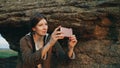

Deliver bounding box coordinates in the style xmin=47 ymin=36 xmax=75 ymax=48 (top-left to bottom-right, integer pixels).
xmin=68 ymin=35 xmax=77 ymax=49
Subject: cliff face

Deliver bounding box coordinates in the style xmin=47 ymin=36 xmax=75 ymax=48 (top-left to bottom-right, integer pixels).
xmin=0 ymin=0 xmax=120 ymax=68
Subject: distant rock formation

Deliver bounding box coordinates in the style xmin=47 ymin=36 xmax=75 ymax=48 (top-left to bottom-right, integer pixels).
xmin=0 ymin=0 xmax=120 ymax=68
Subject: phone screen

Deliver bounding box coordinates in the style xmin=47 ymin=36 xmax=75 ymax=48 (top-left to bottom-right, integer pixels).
xmin=60 ymin=27 xmax=73 ymax=37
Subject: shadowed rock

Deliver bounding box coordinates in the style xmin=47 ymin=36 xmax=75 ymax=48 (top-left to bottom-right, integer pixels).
xmin=0 ymin=0 xmax=120 ymax=68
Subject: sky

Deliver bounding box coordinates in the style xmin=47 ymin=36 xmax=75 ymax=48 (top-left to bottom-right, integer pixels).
xmin=0 ymin=34 xmax=9 ymax=49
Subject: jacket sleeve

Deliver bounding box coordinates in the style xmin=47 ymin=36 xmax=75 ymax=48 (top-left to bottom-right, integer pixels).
xmin=20 ymin=37 xmax=43 ymax=66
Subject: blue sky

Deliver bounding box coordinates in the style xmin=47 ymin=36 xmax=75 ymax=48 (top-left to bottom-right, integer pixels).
xmin=0 ymin=34 xmax=9 ymax=49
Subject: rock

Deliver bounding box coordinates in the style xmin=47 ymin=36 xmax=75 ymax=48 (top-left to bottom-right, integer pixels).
xmin=0 ymin=0 xmax=120 ymax=68
xmin=96 ymin=0 xmax=120 ymax=7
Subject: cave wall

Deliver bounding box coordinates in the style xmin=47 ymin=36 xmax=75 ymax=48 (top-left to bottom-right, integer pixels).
xmin=0 ymin=0 xmax=120 ymax=68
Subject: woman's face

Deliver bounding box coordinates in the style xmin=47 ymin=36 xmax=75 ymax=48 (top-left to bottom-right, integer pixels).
xmin=32 ymin=18 xmax=48 ymax=36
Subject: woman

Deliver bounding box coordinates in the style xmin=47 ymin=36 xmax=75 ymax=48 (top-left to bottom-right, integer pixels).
xmin=16 ymin=12 xmax=77 ymax=68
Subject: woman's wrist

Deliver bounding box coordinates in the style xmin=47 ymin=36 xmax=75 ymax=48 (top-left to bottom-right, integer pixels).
xmin=68 ymin=46 xmax=74 ymax=50
xmin=49 ymin=39 xmax=56 ymax=47
xmin=68 ymin=46 xmax=74 ymax=58
xmin=47 ymin=41 xmax=53 ymax=47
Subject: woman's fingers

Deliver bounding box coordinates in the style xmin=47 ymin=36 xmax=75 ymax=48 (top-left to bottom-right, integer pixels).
xmin=69 ymin=35 xmax=75 ymax=40
xmin=54 ymin=26 xmax=61 ymax=32
xmin=52 ymin=26 xmax=61 ymax=35
xmin=69 ymin=35 xmax=77 ymax=42
xmin=55 ymin=34 xmax=64 ymax=39
xmin=51 ymin=26 xmax=64 ymax=41
xmin=49 ymin=26 xmax=64 ymax=46
xmin=54 ymin=31 xmax=63 ymax=35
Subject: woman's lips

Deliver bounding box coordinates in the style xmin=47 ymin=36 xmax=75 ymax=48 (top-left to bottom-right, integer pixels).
xmin=42 ymin=31 xmax=47 ymax=33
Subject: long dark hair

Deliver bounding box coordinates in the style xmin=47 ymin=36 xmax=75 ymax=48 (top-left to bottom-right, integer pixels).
xmin=29 ymin=12 xmax=47 ymax=52
xmin=29 ymin=12 xmax=46 ymax=32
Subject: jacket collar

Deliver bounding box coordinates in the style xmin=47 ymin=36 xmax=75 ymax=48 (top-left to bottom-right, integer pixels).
xmin=25 ymin=32 xmax=50 ymax=52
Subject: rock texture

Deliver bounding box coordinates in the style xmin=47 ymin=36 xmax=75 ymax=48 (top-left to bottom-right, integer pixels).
xmin=0 ymin=0 xmax=120 ymax=68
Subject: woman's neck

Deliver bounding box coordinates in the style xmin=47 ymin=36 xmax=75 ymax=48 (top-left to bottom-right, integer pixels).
xmin=33 ymin=33 xmax=44 ymax=42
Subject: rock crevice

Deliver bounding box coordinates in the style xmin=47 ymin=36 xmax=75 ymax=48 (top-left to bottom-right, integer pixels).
xmin=0 ymin=0 xmax=120 ymax=68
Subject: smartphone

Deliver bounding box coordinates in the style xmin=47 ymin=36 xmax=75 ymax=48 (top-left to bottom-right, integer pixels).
xmin=60 ymin=27 xmax=73 ymax=37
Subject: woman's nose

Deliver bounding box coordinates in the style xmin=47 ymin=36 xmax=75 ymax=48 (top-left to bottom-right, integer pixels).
xmin=43 ymin=25 xmax=48 ymax=30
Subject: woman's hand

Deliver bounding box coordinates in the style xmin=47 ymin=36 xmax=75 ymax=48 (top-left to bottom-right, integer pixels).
xmin=42 ymin=26 xmax=64 ymax=58
xmin=68 ymin=35 xmax=77 ymax=49
xmin=49 ymin=26 xmax=64 ymax=46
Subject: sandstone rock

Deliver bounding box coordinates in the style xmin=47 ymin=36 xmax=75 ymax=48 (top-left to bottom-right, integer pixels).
xmin=0 ymin=0 xmax=120 ymax=68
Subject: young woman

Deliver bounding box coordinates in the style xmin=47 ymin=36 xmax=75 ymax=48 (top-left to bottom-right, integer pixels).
xmin=16 ymin=12 xmax=77 ymax=68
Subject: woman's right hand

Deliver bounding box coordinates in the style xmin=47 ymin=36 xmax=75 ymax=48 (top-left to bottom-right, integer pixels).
xmin=49 ymin=26 xmax=64 ymax=46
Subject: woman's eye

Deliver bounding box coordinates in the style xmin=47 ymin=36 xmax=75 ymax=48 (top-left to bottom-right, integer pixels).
xmin=38 ymin=24 xmax=42 ymax=26
xmin=38 ymin=23 xmax=47 ymax=26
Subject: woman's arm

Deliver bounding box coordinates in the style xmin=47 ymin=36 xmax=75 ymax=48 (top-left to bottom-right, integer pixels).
xmin=68 ymin=46 xmax=75 ymax=59
xmin=20 ymin=37 xmax=43 ymax=66
xmin=53 ymin=35 xmax=77 ymax=60
xmin=68 ymin=35 xmax=77 ymax=58
xmin=41 ymin=26 xmax=64 ymax=59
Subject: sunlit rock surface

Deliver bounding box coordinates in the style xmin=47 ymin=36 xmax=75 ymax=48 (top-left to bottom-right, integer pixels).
xmin=0 ymin=0 xmax=120 ymax=68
